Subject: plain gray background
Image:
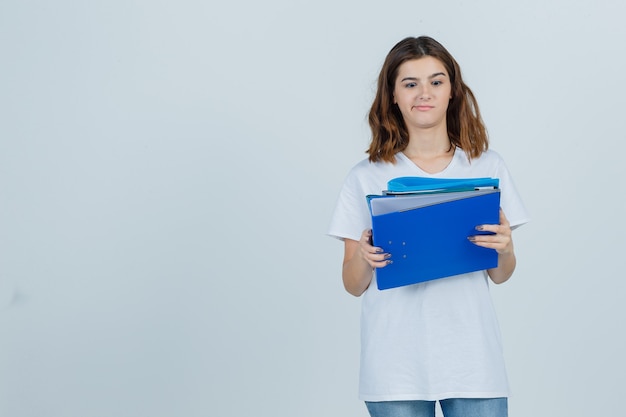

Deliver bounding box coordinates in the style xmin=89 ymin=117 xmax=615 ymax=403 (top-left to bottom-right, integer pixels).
xmin=1 ymin=0 xmax=625 ymax=416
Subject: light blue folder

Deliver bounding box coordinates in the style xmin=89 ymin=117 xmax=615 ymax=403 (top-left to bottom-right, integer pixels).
xmin=368 ymin=177 xmax=501 ymax=290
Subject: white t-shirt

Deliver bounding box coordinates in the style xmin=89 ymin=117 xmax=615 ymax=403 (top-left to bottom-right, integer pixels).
xmin=328 ymin=148 xmax=530 ymax=401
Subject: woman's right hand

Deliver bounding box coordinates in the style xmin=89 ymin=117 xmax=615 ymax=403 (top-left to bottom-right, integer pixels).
xmin=342 ymin=229 xmax=392 ymax=296
xmin=359 ymin=229 xmax=392 ymax=269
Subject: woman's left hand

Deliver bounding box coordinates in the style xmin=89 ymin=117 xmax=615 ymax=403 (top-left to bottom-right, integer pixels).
xmin=468 ymin=209 xmax=513 ymax=255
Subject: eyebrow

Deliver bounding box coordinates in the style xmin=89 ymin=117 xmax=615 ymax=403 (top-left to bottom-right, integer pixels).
xmin=400 ymin=72 xmax=447 ymax=82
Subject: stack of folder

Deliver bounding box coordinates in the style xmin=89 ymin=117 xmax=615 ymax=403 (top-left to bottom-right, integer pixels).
xmin=367 ymin=177 xmax=501 ymax=290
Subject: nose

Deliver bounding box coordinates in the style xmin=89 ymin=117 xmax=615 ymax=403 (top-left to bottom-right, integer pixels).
xmin=418 ymin=84 xmax=432 ymax=100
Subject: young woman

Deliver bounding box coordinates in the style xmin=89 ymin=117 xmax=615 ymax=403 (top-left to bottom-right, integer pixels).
xmin=328 ymin=36 xmax=530 ymax=417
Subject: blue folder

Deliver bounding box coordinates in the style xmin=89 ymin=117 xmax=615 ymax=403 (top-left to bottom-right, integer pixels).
xmin=368 ymin=177 xmax=501 ymax=290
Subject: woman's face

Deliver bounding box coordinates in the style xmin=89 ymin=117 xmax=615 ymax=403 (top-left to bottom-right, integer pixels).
xmin=393 ymin=56 xmax=452 ymax=132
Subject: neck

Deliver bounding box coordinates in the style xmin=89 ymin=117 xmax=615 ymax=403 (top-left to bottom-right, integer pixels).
xmin=402 ymin=127 xmax=455 ymax=174
xmin=403 ymin=128 xmax=452 ymax=159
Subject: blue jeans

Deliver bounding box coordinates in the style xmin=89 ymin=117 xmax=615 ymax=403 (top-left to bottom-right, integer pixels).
xmin=365 ymin=398 xmax=508 ymax=417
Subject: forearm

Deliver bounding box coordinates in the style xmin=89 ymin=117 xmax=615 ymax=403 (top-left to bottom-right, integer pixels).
xmin=488 ymin=250 xmax=516 ymax=284
xmin=342 ymin=255 xmax=373 ymax=296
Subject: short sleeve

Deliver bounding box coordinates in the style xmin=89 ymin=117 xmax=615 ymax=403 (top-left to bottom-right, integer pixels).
xmin=495 ymin=158 xmax=531 ymax=229
xmin=327 ymin=168 xmax=372 ymax=242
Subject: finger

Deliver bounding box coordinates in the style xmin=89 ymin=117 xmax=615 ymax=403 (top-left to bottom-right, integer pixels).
xmin=359 ymin=230 xmax=375 ymax=250
xmin=361 ymin=240 xmax=385 ymax=256
xmin=468 ymin=238 xmax=506 ymax=250
xmin=362 ymin=252 xmax=391 ymax=268
xmin=368 ymin=255 xmax=392 ymax=268
xmin=499 ymin=209 xmax=510 ymax=227
xmin=363 ymin=248 xmax=390 ymax=260
xmin=469 ymin=235 xmax=506 ymax=246
xmin=360 ymin=229 xmax=387 ymax=254
xmin=475 ymin=209 xmax=511 ymax=233
xmin=470 ymin=241 xmax=507 ymax=252
xmin=468 ymin=234 xmax=512 ymax=253
xmin=476 ymin=225 xmax=510 ymax=236
xmin=470 ymin=230 xmax=510 ymax=242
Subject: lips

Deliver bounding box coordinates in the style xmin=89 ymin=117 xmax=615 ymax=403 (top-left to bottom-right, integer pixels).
xmin=413 ymin=105 xmax=434 ymax=111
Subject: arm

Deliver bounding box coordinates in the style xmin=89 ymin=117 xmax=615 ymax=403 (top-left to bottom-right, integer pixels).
xmin=342 ymin=229 xmax=391 ymax=296
xmin=468 ymin=209 xmax=517 ymax=284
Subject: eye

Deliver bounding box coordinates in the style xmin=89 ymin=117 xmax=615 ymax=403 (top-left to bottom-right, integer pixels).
xmin=405 ymin=82 xmax=417 ymax=88
xmin=432 ymin=80 xmax=443 ymax=86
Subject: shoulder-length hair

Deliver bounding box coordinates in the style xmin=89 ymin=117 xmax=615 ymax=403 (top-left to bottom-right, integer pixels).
xmin=367 ymin=36 xmax=488 ymax=163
